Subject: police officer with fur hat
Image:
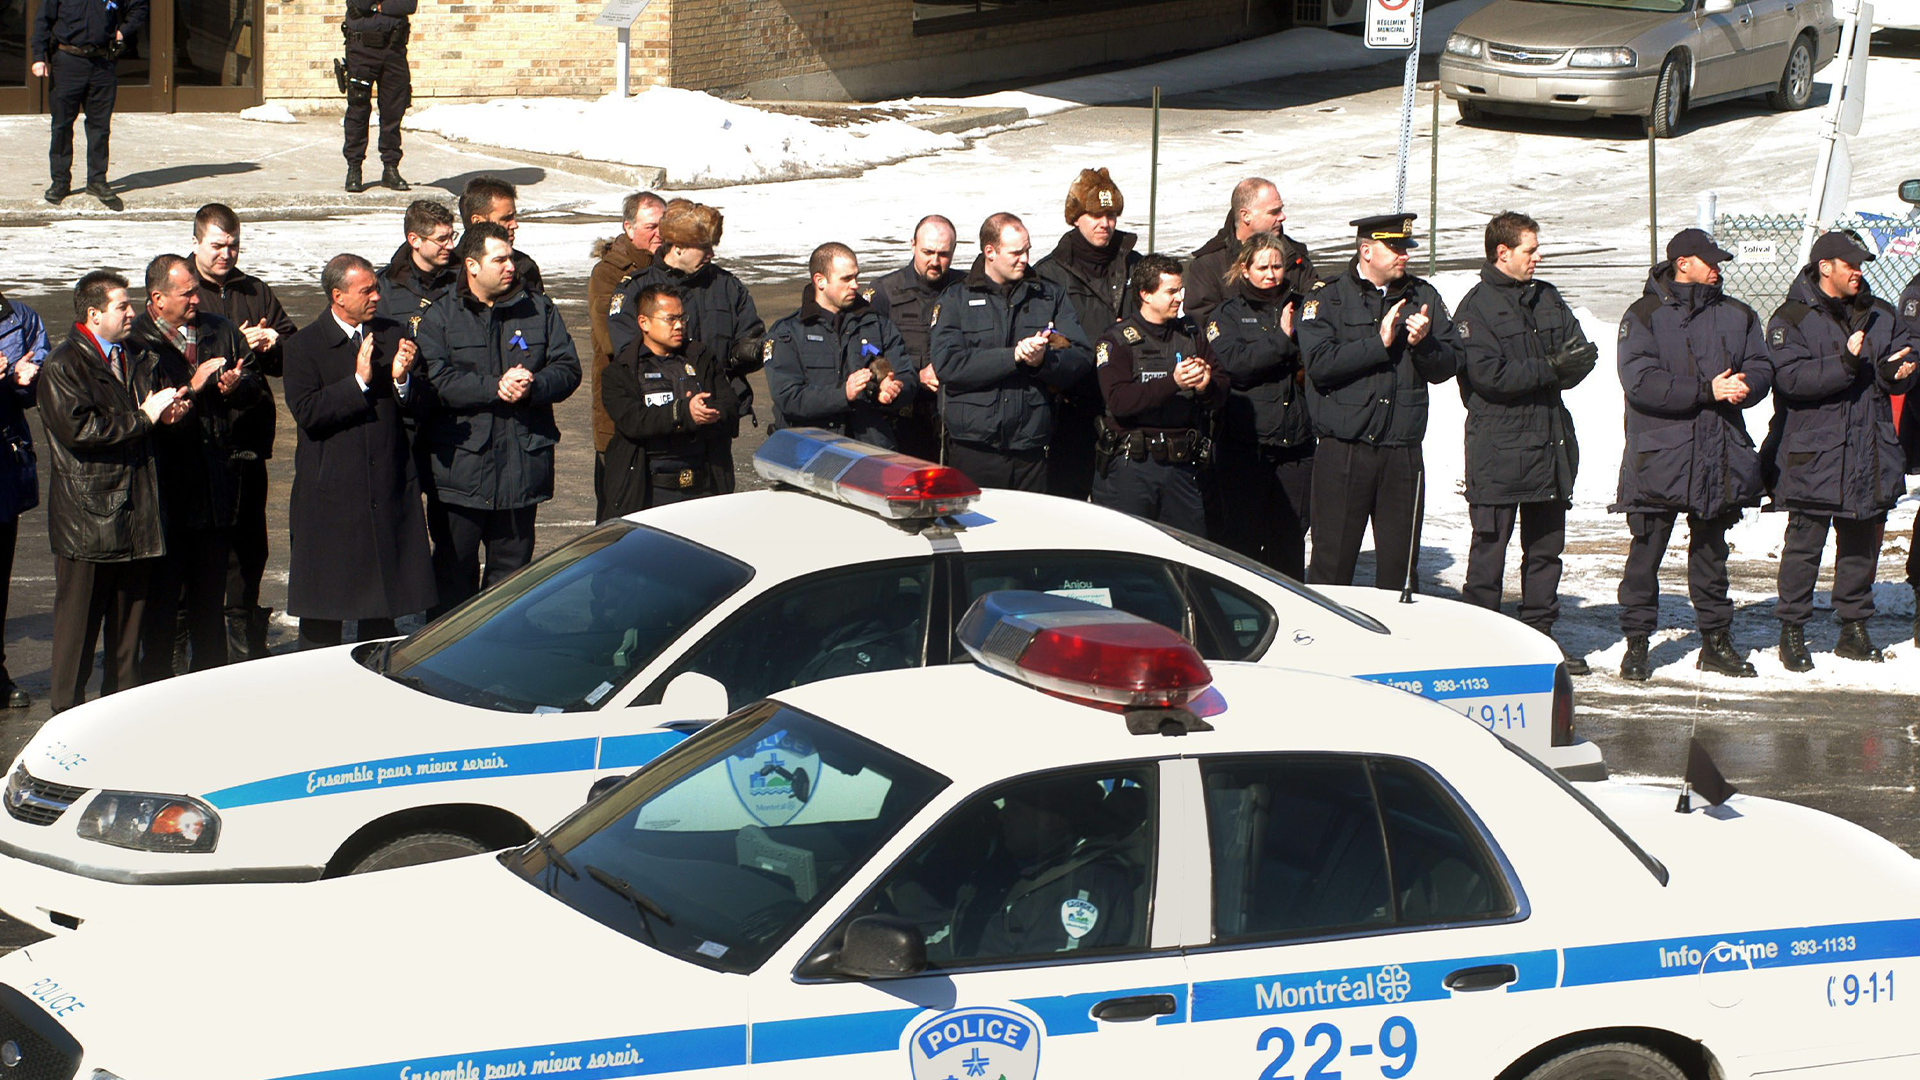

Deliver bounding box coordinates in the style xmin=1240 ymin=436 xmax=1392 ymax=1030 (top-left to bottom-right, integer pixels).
xmin=1034 ymin=168 xmax=1142 ymax=501
xmin=341 ymin=0 xmax=416 ymax=194
xmin=1299 ymin=214 xmax=1459 ymax=590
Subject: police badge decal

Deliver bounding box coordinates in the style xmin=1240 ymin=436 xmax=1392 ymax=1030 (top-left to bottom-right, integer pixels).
xmin=906 ymin=1005 xmax=1043 ymax=1080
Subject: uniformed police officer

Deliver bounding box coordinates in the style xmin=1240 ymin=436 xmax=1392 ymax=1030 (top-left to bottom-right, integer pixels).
xmin=1299 ymin=214 xmax=1459 ymax=590
xmin=968 ymin=783 xmax=1139 ymax=957
xmin=766 ymin=243 xmax=914 ymax=447
xmin=930 ymin=213 xmax=1093 ymax=491
xmin=341 ymin=0 xmax=416 ymax=194
xmin=599 ymin=285 xmax=737 ymax=520
xmin=1896 ymin=267 xmax=1920 ymax=639
xmin=461 ymin=177 xmax=543 ymax=295
xmin=1768 ymin=231 xmax=1918 ymax=669
xmin=374 ymin=200 xmax=457 ymax=331
xmin=1455 ymin=212 xmax=1597 ymax=673
xmin=29 ymin=0 xmax=147 ymax=208
xmin=867 ymin=215 xmax=962 ymax=462
xmin=1093 ymin=254 xmax=1226 ymax=535
xmin=1185 ymin=177 xmax=1315 ymax=323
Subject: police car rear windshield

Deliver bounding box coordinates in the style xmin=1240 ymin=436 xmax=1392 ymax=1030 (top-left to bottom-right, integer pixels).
xmin=1147 ymin=522 xmax=1390 ymax=635
xmin=382 ymin=523 xmax=755 ymax=713
xmin=512 ymin=701 xmax=948 ymax=973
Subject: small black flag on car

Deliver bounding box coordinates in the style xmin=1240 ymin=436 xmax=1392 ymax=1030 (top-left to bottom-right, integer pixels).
xmin=1676 ymin=737 xmax=1737 ymax=812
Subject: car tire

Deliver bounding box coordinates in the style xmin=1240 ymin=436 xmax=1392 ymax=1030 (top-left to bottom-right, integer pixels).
xmin=351 ymin=830 xmax=490 ymax=874
xmin=1521 ymin=1043 xmax=1688 ymax=1080
xmin=1456 ymin=98 xmax=1486 ymax=122
xmin=1648 ymin=55 xmax=1686 ymax=138
xmin=1767 ymin=34 xmax=1816 ymax=110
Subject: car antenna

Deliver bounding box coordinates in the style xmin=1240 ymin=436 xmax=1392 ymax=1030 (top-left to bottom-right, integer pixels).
xmin=1399 ymin=468 xmax=1424 ymax=603
xmin=1676 ymin=658 xmax=1737 ymax=812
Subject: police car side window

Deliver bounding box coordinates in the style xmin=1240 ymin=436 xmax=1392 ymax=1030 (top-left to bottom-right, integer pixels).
xmin=847 ymin=766 xmax=1156 ymax=969
xmin=955 ymin=554 xmax=1188 ymax=650
xmin=1187 ymin=570 xmax=1276 ymax=661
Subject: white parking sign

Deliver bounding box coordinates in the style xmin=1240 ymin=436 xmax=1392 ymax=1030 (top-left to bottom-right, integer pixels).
xmin=1366 ymin=0 xmax=1417 ymax=48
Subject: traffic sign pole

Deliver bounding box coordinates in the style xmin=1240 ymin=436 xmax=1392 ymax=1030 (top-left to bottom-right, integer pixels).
xmin=1364 ymin=0 xmax=1426 ymax=213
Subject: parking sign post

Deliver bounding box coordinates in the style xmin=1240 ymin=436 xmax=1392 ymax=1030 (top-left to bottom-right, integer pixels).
xmin=1367 ymin=0 xmax=1425 ymax=213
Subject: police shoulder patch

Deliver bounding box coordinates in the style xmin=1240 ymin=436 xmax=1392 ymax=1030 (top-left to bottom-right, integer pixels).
xmin=1121 ymin=325 xmax=1143 ymax=344
xmin=762 ymin=338 xmax=775 ymax=362
xmin=1096 ymin=341 xmax=1112 ymax=366
xmin=608 ymin=295 xmax=622 ymax=316
xmin=1457 ymin=319 xmax=1470 ymax=340
xmin=1618 ymin=319 xmax=1630 ymax=340
xmin=1769 ymin=326 xmax=1786 ymax=347
xmin=861 ymin=287 xmax=875 ymax=301
xmin=1906 ymin=298 xmax=1919 ymax=318
xmin=1206 ymin=320 xmax=1220 ymax=342
xmin=685 ymin=362 xmax=697 ymax=376
xmin=1302 ymin=300 xmax=1319 ymax=320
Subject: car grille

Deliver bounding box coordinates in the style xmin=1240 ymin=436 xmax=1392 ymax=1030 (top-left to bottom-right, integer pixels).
xmin=3 ymin=768 xmax=88 ymax=827
xmin=1486 ymin=42 xmax=1566 ymax=66
xmin=0 ymin=986 xmax=82 ymax=1080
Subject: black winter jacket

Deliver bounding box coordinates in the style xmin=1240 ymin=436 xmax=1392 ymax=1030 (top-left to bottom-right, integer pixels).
xmin=1207 ymin=280 xmax=1311 ymax=450
xmin=37 ymin=328 xmax=166 ymax=562
xmin=375 ymin=241 xmax=456 ymax=335
xmin=128 ymin=311 xmax=263 ymax=533
xmin=765 ymin=287 xmax=915 ymax=448
xmin=188 ymin=264 xmax=296 ymax=460
xmin=867 ymin=263 xmax=964 ymax=367
xmin=1299 ymin=261 xmax=1459 ymax=446
xmin=0 ymin=295 xmax=47 ymax=524
xmin=1454 ymin=263 xmax=1591 ymax=506
xmin=1897 ymin=269 xmax=1920 ymax=471
xmin=607 ymin=260 xmax=765 ymax=431
xmin=599 ymin=340 xmax=738 ymax=520
xmin=929 ymin=258 xmax=1094 ymax=453
xmin=1185 ymin=215 xmax=1316 ymax=323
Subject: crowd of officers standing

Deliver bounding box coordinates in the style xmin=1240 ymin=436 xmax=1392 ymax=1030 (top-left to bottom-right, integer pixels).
xmin=4 ymin=168 xmax=1919 ymax=714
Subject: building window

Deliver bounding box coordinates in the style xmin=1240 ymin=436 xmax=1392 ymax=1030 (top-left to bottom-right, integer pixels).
xmin=913 ymin=0 xmax=1165 ymax=33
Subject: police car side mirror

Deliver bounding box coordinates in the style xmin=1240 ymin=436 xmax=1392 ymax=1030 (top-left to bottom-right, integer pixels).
xmin=1901 ymin=179 xmax=1920 ymax=207
xmin=659 ymin=671 xmax=729 ymax=718
xmin=812 ymin=915 xmax=926 ymax=980
xmin=585 ymin=774 xmax=628 ymax=804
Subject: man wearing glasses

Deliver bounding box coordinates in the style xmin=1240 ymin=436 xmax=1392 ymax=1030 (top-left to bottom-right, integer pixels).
xmin=188 ymin=202 xmax=298 ymax=664
xmin=376 ymin=199 xmax=459 ymax=334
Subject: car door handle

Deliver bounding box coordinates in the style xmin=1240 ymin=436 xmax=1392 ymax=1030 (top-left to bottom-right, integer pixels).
xmin=1089 ymin=994 xmax=1178 ymax=1022
xmin=1444 ymin=963 xmax=1519 ymax=992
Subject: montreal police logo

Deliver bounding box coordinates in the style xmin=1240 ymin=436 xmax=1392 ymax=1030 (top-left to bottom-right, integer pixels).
xmin=907 ymin=1006 xmax=1042 ymax=1080
xmin=726 ymin=728 xmax=820 ymax=827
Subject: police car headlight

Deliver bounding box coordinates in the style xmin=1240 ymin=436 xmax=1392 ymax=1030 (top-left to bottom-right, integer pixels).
xmin=75 ymin=791 xmax=219 ymax=853
xmin=1568 ymin=46 xmax=1636 ymax=68
xmin=1444 ymin=34 xmax=1483 ymax=59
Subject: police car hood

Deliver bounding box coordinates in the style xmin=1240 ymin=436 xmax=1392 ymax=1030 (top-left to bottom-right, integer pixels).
xmin=11 ymin=645 xmax=572 ymax=801
xmin=1 ymin=855 xmax=740 ymax=1080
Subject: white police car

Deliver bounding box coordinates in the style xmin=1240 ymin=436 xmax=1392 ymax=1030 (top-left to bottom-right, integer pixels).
xmin=0 ymin=429 xmax=1598 ymax=937
xmin=0 ymin=594 xmax=1912 ymax=1080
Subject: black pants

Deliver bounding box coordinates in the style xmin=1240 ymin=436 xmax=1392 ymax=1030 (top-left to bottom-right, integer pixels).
xmin=1307 ymin=439 xmax=1423 ymax=591
xmin=1046 ymin=406 xmax=1098 ymax=502
xmin=298 ymin=617 xmax=397 ymax=650
xmin=1617 ymin=510 xmax=1738 ymax=635
xmin=946 ymin=440 xmax=1047 ymax=493
xmin=1777 ymin=511 xmax=1883 ymax=626
xmin=48 ymin=52 xmax=116 ymax=186
xmin=141 ymin=527 xmax=231 ymax=682
xmin=0 ymin=518 xmax=15 ymax=684
xmin=50 ymin=555 xmax=150 ymax=713
xmin=343 ymin=37 xmax=410 ymax=166
xmin=1464 ymin=502 xmax=1566 ymax=631
xmin=1216 ymin=440 xmax=1314 ymax=580
xmin=428 ymin=502 xmax=537 ymax=616
xmin=224 ymin=458 xmax=269 ymax=619
xmin=894 ymin=405 xmax=943 ymax=465
xmin=1093 ymin=455 xmax=1207 ymax=536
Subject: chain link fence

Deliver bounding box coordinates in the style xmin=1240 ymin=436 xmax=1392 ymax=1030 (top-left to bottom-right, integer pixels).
xmin=1715 ymin=212 xmax=1920 ymax=317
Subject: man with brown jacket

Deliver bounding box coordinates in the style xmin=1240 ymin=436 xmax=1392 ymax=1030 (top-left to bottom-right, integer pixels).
xmin=589 ymin=191 xmax=664 ymax=507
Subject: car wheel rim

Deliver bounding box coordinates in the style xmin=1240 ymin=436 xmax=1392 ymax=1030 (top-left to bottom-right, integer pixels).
xmin=1790 ymin=47 xmax=1811 ymax=102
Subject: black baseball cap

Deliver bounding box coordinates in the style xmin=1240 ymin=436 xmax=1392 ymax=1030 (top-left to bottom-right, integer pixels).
xmin=1352 ymin=213 xmax=1418 ymax=249
xmin=1666 ymin=228 xmax=1734 ymax=266
xmin=1809 ymin=230 xmax=1875 ymax=265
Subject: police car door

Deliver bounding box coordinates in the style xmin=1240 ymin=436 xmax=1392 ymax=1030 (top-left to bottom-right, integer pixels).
xmin=1175 ymin=752 xmax=1559 ymax=1077
xmin=746 ymin=760 xmax=1194 ymax=1079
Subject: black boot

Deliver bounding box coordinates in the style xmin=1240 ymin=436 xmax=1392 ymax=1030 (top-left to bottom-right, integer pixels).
xmin=226 ymin=610 xmax=252 ymax=663
xmin=248 ymin=606 xmax=273 ymax=659
xmin=346 ymin=163 xmax=363 ymax=193
xmin=1779 ymin=623 xmax=1814 ymax=672
xmin=1620 ymin=635 xmax=1651 ymax=681
xmin=1834 ymin=619 xmax=1884 ymax=663
xmin=1911 ymin=584 xmax=1919 ymax=644
xmin=44 ymin=180 xmax=69 ymax=204
xmin=1696 ymin=627 xmax=1757 ymax=677
xmin=84 ymin=180 xmax=123 ymax=212
xmin=381 ymin=164 xmax=410 ymax=191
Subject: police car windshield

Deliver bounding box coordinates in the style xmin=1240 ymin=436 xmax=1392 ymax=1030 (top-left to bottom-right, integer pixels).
xmin=383 ymin=523 xmax=754 ymax=713
xmin=514 ymin=701 xmax=948 ymax=973
xmin=1147 ymin=521 xmax=1390 ymax=635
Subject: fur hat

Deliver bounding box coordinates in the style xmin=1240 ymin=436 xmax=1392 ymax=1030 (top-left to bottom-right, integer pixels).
xmin=660 ymin=201 xmax=723 ymax=249
xmin=1064 ymin=167 xmax=1124 ymax=224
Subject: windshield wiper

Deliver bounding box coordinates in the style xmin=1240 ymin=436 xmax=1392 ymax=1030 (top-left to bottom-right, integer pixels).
xmin=586 ymin=863 xmax=674 ymax=941
xmin=523 ymin=828 xmax=579 ymax=891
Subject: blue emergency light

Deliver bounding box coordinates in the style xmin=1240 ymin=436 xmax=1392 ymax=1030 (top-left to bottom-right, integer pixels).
xmin=957 ymin=591 xmax=1213 ymax=712
xmin=753 ymin=429 xmax=980 ymax=520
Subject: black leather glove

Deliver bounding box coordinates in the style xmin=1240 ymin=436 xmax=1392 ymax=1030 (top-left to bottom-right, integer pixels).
xmin=1548 ymin=340 xmax=1599 ymax=388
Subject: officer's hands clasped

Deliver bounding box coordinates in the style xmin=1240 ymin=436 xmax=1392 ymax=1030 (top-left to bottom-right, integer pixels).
xmin=1711 ymin=369 xmax=1751 ymax=404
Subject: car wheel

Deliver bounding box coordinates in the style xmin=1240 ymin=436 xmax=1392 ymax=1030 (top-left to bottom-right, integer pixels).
xmin=1456 ymin=98 xmax=1486 ymax=122
xmin=1649 ymin=55 xmax=1686 ymax=138
xmin=1767 ymin=34 xmax=1815 ymax=110
xmin=351 ymin=830 xmax=489 ymax=874
xmin=1521 ymin=1043 xmax=1688 ymax=1080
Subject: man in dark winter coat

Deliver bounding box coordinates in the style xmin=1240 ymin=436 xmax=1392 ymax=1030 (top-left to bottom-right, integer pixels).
xmin=930 ymin=212 xmax=1093 ymax=491
xmin=39 ymin=271 xmax=189 ymax=710
xmin=461 ymin=177 xmax=544 ymax=296
xmin=417 ymin=222 xmax=581 ymax=614
xmin=283 ymin=254 xmax=434 ymax=648
xmin=130 ymin=255 xmax=263 ymax=679
xmin=600 ymin=286 xmax=738 ymax=520
xmin=1185 ymin=176 xmax=1315 ymax=323
xmin=589 ymin=191 xmax=664 ymax=505
xmin=1299 ymin=214 xmax=1460 ymax=591
xmin=375 ymin=199 xmax=457 ymax=333
xmin=0 ymin=293 xmax=48 ymax=707
xmin=1894 ymin=267 xmax=1920 ymax=639
xmin=1767 ymin=231 xmax=1917 ymax=669
xmin=766 ymin=243 xmax=913 ymax=448
xmin=1033 ymin=168 xmax=1141 ymax=501
xmin=1455 ymin=212 xmax=1597 ymax=673
xmin=867 ymin=215 xmax=962 ymax=462
xmin=189 ymin=203 xmax=298 ymax=662
xmin=1610 ymin=229 xmax=1773 ymax=681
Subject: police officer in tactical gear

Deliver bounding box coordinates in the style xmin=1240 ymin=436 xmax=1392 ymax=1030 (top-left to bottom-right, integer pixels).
xmin=599 ymin=285 xmax=737 ymax=520
xmin=1767 ymin=231 xmax=1918 ymax=670
xmin=1611 ymin=229 xmax=1771 ymax=681
xmin=1092 ymin=254 xmax=1226 ymax=535
xmin=1185 ymin=177 xmax=1315 ymax=323
xmin=1299 ymin=214 xmax=1460 ymax=590
xmin=341 ymin=0 xmax=416 ymax=194
xmin=766 ymin=243 xmax=915 ymax=448
xmin=30 ymin=0 xmax=147 ymax=209
xmin=866 ymin=215 xmax=961 ymax=462
xmin=1034 ymin=168 xmax=1142 ymax=501
xmin=930 ymin=212 xmax=1093 ymax=492
xmin=1455 ymin=212 xmax=1597 ymax=674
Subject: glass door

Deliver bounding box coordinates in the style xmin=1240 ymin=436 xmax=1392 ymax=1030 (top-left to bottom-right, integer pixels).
xmin=173 ymin=0 xmax=261 ymax=110
xmin=0 ymin=0 xmax=44 ymax=113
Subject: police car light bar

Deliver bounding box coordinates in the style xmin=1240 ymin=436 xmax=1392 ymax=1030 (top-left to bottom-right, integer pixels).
xmin=957 ymin=591 xmax=1212 ymax=711
xmin=753 ymin=429 xmax=981 ymax=520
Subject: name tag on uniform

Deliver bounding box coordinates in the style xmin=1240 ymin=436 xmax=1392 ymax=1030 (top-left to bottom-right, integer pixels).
xmin=968 ymin=298 xmax=987 ymax=306
xmin=642 ymin=371 xmax=664 ymax=379
xmin=1240 ymin=317 xmax=1259 ymax=323
xmin=644 ymin=391 xmax=674 ymax=407
xmin=1139 ymin=371 xmax=1168 ymax=382
xmin=805 ymin=334 xmax=824 ymax=342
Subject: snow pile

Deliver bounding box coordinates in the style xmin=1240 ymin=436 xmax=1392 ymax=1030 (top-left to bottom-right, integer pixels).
xmin=239 ymin=104 xmax=299 ymax=124
xmin=402 ymin=87 xmax=964 ymax=187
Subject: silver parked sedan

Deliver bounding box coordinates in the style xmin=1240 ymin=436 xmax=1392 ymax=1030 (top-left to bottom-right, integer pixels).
xmin=1440 ymin=0 xmax=1839 ymax=137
